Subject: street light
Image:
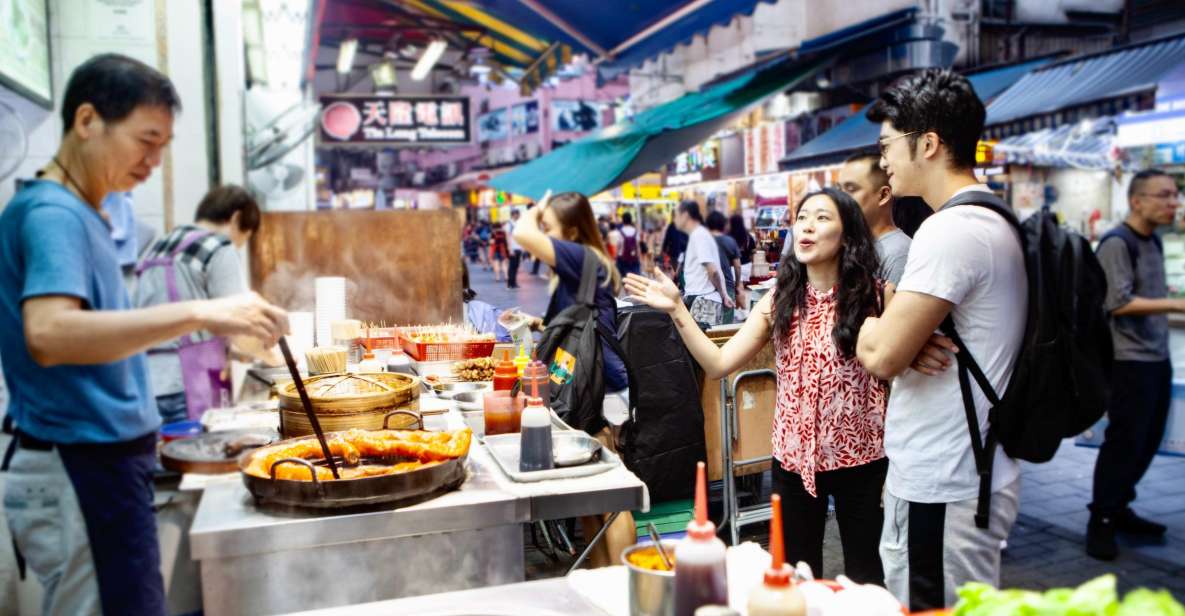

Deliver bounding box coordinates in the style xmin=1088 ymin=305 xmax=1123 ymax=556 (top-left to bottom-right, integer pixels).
xmin=412 ymin=39 xmax=448 ymax=81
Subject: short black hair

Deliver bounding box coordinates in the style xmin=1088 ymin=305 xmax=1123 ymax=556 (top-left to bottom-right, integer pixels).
xmin=866 ymin=68 xmax=984 ymax=170
xmin=1129 ymin=168 xmax=1173 ymax=201
xmin=61 ymin=53 xmax=181 ymax=136
xmin=706 ymin=210 xmax=727 ymax=232
xmin=621 ymin=212 xmax=633 ymax=226
xmin=677 ymin=200 xmax=703 ymax=224
xmin=195 ymin=185 xmax=262 ymax=233
xmin=844 ymin=150 xmax=889 ymax=189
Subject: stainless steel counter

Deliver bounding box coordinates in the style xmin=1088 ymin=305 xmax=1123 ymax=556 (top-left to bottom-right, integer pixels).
xmin=190 ymin=416 xmax=646 ymax=616
xmin=289 ymin=577 xmax=608 ymax=616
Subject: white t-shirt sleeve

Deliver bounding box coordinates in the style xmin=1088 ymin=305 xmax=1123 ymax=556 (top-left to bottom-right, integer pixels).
xmin=896 ymin=211 xmax=985 ymax=305
xmin=687 ymin=228 xmax=718 ymax=267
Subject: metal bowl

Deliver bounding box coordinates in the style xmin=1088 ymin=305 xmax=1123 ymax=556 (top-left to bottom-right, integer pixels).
xmin=432 ymin=381 xmax=492 ymax=396
xmin=450 ymin=391 xmax=485 ymax=412
xmin=622 ymin=542 xmax=677 ymax=616
xmin=552 ymin=432 xmax=603 ymax=467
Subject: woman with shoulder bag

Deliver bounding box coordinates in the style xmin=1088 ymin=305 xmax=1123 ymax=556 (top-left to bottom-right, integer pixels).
xmin=513 ymin=191 xmax=635 ymax=568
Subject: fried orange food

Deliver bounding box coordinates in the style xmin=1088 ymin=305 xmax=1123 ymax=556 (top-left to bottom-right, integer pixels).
xmin=243 ymin=428 xmax=471 ymax=481
xmin=627 ymin=547 xmax=676 ymax=572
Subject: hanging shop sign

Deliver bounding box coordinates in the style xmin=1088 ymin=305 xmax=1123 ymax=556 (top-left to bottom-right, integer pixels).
xmin=478 ymin=108 xmax=508 ymax=143
xmin=319 ymin=95 xmax=471 ymax=145
xmin=744 ymin=122 xmax=786 ymax=177
xmin=553 ymin=100 xmax=604 ymax=132
xmin=665 ymin=140 xmax=721 ymax=186
xmin=511 ymin=101 xmax=540 ymax=136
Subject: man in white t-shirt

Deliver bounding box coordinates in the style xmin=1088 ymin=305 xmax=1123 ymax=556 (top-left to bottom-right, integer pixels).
xmin=855 ymin=69 xmax=1026 ymax=611
xmin=674 ymin=200 xmax=731 ymax=326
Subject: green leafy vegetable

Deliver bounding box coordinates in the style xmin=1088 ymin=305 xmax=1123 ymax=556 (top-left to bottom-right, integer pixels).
xmin=953 ymin=575 xmax=1183 ymax=616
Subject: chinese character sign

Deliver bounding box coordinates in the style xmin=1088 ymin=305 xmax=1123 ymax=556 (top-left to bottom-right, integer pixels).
xmin=319 ymin=95 xmax=470 ymax=145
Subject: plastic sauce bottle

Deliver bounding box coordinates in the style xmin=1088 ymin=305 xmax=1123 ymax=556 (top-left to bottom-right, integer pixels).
xmin=492 ymin=351 xmax=518 ymax=391
xmin=518 ymin=396 xmax=554 ymax=472
xmin=520 ymin=360 xmax=550 ymax=405
xmin=747 ymin=494 xmax=806 ymax=616
xmin=513 ymin=345 xmax=531 ymax=377
xmin=675 ymin=462 xmax=728 ymax=616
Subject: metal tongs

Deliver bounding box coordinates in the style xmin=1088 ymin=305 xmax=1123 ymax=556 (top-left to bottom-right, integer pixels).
xmin=278 ymin=336 xmax=341 ymax=479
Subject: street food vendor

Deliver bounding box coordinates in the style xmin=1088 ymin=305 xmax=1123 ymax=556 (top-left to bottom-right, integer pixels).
xmin=0 ymin=54 xmax=288 ymax=615
xmin=134 ymin=184 xmax=279 ymax=424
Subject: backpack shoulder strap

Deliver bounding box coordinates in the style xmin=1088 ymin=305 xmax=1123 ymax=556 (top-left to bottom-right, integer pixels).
xmin=942 ymin=190 xmax=1022 ymax=234
xmin=1099 ymin=224 xmax=1154 ymax=270
xmin=576 ymin=246 xmax=601 ymax=306
xmin=939 ymin=316 xmax=999 ymax=530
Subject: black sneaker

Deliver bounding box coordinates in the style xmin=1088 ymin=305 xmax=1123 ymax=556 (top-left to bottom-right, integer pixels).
xmin=1116 ymin=508 xmax=1167 ymax=536
xmin=1086 ymin=515 xmax=1119 ymax=561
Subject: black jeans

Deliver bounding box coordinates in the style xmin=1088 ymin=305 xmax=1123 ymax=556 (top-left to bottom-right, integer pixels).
xmin=771 ymin=457 xmax=888 ymax=585
xmin=508 ymin=250 xmax=522 ymax=287
xmin=58 ymin=433 xmax=166 ymax=616
xmin=1091 ymin=359 xmax=1172 ymax=516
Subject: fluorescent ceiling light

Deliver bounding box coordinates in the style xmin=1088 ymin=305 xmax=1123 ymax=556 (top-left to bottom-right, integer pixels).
xmin=337 ymin=38 xmax=358 ymax=74
xmin=411 ymin=40 xmax=447 ymax=81
xmin=371 ymin=61 xmax=397 ymax=87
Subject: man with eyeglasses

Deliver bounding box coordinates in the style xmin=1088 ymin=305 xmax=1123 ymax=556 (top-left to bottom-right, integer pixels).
xmin=854 ymin=69 xmax=1026 ymax=610
xmin=1086 ymin=167 xmax=1182 ymax=561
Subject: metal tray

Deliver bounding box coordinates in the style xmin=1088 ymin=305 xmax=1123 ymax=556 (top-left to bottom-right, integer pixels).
xmin=483 ymin=430 xmax=620 ymax=483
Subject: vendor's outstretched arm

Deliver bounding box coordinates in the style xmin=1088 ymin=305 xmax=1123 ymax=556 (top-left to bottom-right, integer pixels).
xmin=857 ymin=290 xmax=953 ymax=380
xmin=624 ymin=271 xmax=770 ymax=379
xmin=23 ymin=292 xmax=288 ymax=367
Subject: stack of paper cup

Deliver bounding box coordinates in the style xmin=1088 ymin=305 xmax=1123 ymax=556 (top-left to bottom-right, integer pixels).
xmin=314 ymin=276 xmax=348 ymax=347
xmin=287 ymin=311 xmax=315 ymax=370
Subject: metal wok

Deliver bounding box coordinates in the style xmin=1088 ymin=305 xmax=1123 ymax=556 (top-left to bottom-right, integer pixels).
xmin=238 ymin=411 xmax=468 ymax=509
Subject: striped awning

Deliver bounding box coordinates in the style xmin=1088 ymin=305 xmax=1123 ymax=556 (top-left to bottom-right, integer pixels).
xmin=401 ymin=0 xmax=574 ymax=93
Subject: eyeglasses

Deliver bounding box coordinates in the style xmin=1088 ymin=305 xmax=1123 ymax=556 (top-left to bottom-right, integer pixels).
xmin=877 ymin=131 xmax=921 ymax=156
xmin=1138 ymin=191 xmax=1181 ymax=202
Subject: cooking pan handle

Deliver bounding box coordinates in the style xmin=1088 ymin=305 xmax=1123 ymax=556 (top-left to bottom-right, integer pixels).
xmin=383 ymin=410 xmax=423 ymax=430
xmin=269 ymin=458 xmax=323 ymax=490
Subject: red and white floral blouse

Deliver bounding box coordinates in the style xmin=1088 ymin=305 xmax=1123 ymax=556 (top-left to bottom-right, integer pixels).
xmin=770 ymin=284 xmax=887 ymax=497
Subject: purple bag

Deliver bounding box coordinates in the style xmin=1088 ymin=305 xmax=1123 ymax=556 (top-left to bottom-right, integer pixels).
xmin=137 ymin=231 xmax=231 ymax=420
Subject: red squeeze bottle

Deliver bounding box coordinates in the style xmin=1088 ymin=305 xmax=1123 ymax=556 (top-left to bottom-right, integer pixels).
xmin=492 ymin=350 xmax=517 ymax=391
xmin=747 ymin=494 xmax=806 ymax=616
xmin=674 ymin=462 xmax=728 ymax=616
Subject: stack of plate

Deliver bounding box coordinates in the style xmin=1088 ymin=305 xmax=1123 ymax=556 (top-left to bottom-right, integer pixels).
xmin=287 ymin=311 xmax=315 ymax=370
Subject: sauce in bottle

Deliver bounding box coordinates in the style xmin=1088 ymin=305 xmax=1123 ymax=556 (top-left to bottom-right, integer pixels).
xmin=520 ymin=360 xmax=550 ymax=406
xmin=674 ymin=462 xmax=728 ymax=616
xmin=518 ymin=396 xmax=553 ymax=472
xmin=747 ymin=494 xmax=806 ymax=616
xmin=492 ymin=351 xmax=518 ymax=391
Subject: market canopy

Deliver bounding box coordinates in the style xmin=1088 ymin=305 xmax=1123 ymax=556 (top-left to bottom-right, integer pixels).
xmin=780 ymin=56 xmax=1055 ymax=171
xmin=985 ymin=34 xmax=1185 ymax=127
xmin=992 ymin=116 xmax=1122 ymax=170
xmin=490 ymin=56 xmax=824 ymax=201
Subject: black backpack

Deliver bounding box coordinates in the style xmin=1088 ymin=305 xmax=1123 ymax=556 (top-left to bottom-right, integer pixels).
xmin=536 ymin=247 xmax=632 ymax=436
xmin=940 ymin=191 xmax=1112 ymax=529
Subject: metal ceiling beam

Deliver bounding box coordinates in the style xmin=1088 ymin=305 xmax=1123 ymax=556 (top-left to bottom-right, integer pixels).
xmin=517 ymin=0 xmax=611 ymax=59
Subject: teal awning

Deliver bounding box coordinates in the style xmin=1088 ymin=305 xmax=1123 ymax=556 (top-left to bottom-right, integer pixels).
xmin=490 ymin=57 xmax=824 ymax=200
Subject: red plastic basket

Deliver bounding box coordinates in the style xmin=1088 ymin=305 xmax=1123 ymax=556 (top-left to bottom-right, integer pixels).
xmin=400 ymin=335 xmax=495 ymax=362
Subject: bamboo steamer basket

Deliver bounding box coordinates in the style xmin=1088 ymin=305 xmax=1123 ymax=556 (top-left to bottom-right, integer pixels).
xmin=277 ymin=372 xmax=420 ymax=438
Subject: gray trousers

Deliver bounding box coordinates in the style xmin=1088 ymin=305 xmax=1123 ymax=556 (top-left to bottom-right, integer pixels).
xmin=881 ymin=477 xmax=1021 ymax=611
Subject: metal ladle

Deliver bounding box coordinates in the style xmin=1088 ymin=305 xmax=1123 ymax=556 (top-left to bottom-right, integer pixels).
xmin=646 ymin=522 xmax=674 ymax=570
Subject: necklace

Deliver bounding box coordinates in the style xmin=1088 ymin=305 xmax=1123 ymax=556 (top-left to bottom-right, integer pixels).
xmin=52 ymin=156 xmax=88 ymax=201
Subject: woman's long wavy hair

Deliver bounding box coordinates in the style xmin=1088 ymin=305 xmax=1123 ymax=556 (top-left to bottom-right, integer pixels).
xmin=773 ymin=188 xmax=883 ymax=357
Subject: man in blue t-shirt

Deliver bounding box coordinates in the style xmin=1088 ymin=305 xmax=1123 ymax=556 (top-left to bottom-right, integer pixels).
xmin=0 ymin=54 xmax=288 ymax=616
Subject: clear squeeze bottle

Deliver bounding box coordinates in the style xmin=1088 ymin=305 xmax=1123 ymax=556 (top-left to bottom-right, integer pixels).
xmin=518 ymin=396 xmax=553 ymax=472
xmin=674 ymin=462 xmax=728 ymax=616
xmin=747 ymin=494 xmax=806 ymax=616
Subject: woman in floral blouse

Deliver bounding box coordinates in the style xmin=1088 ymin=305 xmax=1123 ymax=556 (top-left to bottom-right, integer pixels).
xmin=625 ymin=188 xmax=890 ymax=584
